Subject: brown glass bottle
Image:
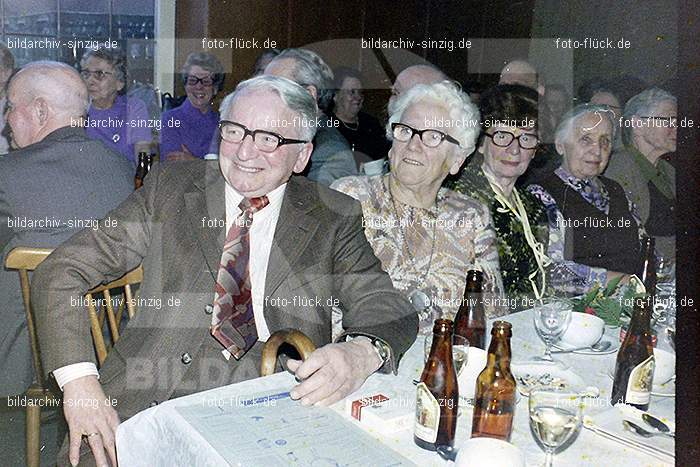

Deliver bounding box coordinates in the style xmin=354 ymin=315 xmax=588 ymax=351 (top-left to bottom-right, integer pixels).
xmin=414 ymin=319 xmax=459 ymax=451
xmin=640 ymin=236 xmax=657 ymax=301
xmin=454 ymin=270 xmax=486 ymax=349
xmin=134 ymin=152 xmax=152 ymax=190
xmin=611 ymin=297 xmax=655 ymax=410
xmin=471 ymin=321 xmax=516 ymax=441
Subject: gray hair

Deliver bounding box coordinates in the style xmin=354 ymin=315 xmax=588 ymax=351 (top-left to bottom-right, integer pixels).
xmin=80 ymin=47 xmax=127 ymax=83
xmin=180 ymin=52 xmax=225 ymax=92
xmin=554 ymin=103 xmax=616 ymax=148
xmin=386 ymin=80 xmax=480 ymax=154
xmin=269 ymin=48 xmax=334 ymax=111
xmin=219 ymin=75 xmax=318 ymax=141
xmin=14 ymin=60 xmax=88 ymax=119
xmin=621 ymin=87 xmax=676 ymax=146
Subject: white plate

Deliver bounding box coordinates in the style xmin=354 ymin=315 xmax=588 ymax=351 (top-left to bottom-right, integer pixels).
xmin=553 ymin=334 xmax=619 ymax=355
xmin=511 ymin=362 xmax=595 ymax=397
xmin=605 ymin=362 xmax=676 ymax=397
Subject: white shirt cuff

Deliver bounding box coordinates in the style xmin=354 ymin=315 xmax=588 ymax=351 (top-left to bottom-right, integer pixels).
xmin=53 ymin=362 xmax=99 ymax=391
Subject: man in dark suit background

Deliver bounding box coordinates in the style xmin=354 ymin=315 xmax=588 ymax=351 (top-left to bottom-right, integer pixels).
xmin=31 ymin=75 xmax=417 ymax=466
xmin=0 ymin=61 xmax=133 ymax=397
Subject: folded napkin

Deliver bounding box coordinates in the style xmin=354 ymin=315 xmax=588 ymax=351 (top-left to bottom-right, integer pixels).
xmin=584 ymin=404 xmax=674 ymax=464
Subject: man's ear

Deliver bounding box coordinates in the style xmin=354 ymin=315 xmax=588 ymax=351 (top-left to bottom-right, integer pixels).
xmin=116 ymin=79 xmax=125 ymax=93
xmin=292 ymin=142 xmax=314 ymax=173
xmin=34 ymin=97 xmax=50 ymax=125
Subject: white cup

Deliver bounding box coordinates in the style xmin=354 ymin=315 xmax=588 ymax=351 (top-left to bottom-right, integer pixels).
xmin=454 ymin=438 xmax=525 ymax=467
xmin=457 ymin=347 xmax=487 ymax=400
xmin=653 ymin=348 xmax=675 ymax=385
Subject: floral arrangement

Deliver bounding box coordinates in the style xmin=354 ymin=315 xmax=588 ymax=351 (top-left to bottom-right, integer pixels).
xmin=572 ymin=276 xmax=645 ymax=326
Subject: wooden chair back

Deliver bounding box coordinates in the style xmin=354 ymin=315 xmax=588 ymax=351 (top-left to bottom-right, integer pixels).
xmin=4 ymin=247 xmax=54 ymax=388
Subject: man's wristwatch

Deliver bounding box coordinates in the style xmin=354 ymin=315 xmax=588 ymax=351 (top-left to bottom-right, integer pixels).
xmin=345 ymin=335 xmax=391 ymax=367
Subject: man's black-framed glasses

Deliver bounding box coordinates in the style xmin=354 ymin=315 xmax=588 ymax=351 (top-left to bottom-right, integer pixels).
xmin=391 ymin=123 xmax=460 ymax=148
xmin=218 ymin=121 xmax=308 ymax=152
xmin=485 ymin=130 xmax=539 ymax=149
xmin=185 ymin=75 xmax=214 ymax=87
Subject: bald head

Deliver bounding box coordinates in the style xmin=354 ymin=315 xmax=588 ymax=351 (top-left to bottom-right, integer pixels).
xmin=12 ymin=61 xmax=88 ymax=119
xmin=499 ymin=60 xmax=541 ymax=93
xmin=389 ymin=64 xmax=447 ymax=114
xmin=7 ymin=61 xmax=88 ymax=147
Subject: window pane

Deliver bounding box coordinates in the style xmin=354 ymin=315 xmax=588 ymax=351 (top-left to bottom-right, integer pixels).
xmin=4 ymin=0 xmax=57 ymax=35
xmin=5 ymin=35 xmax=60 ymax=67
xmin=59 ymin=0 xmax=109 ymax=39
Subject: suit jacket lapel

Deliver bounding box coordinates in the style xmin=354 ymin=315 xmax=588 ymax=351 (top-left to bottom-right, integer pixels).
xmin=265 ymin=177 xmax=320 ymax=298
xmin=184 ymin=162 xmax=225 ymax=280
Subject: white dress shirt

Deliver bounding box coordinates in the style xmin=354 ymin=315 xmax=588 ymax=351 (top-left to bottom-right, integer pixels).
xmin=53 ymin=182 xmax=287 ymax=390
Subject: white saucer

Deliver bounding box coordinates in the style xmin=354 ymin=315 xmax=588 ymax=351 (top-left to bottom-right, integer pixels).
xmin=552 ymin=334 xmax=619 ymax=355
xmin=512 ymin=362 xmax=598 ymax=397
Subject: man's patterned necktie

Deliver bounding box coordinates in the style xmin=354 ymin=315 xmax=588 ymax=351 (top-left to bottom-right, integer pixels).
xmin=210 ymin=196 xmax=269 ymax=359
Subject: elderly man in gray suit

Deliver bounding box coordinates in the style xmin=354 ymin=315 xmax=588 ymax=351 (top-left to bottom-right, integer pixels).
xmin=32 ymin=75 xmax=417 ymax=466
xmin=0 ymin=61 xmax=132 ymax=397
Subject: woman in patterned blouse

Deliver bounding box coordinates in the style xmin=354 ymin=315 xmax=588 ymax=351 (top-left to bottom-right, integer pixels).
xmin=332 ymin=81 xmax=505 ymax=334
xmin=448 ymin=84 xmax=550 ymax=305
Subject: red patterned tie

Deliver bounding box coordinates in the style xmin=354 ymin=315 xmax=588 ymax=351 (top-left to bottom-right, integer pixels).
xmin=211 ymin=196 xmax=269 ymax=359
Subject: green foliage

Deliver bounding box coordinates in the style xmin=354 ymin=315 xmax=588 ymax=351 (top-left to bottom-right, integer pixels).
xmin=572 ymin=279 xmax=643 ymax=326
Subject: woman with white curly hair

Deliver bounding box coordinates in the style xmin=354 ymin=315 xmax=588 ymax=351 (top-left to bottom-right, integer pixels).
xmin=332 ymin=80 xmax=505 ymax=333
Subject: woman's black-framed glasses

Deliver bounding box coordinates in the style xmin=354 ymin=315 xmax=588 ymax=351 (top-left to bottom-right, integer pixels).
xmin=485 ymin=130 xmax=539 ymax=149
xmin=391 ymin=122 xmax=460 ymax=148
xmin=218 ymin=121 xmax=308 ymax=152
xmin=185 ymin=75 xmax=214 ymax=86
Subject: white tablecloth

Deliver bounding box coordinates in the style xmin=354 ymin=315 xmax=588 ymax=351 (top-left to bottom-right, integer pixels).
xmin=117 ymin=310 xmax=674 ymax=466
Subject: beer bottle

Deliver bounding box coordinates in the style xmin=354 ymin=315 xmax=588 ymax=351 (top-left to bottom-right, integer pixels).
xmin=134 ymin=151 xmax=150 ymax=189
xmin=471 ymin=321 xmax=516 ymax=441
xmin=610 ymin=297 xmax=655 ymax=410
xmin=414 ymin=319 xmax=459 ymax=451
xmin=454 ymin=270 xmax=486 ymax=349
xmin=640 ymin=236 xmax=657 ymax=299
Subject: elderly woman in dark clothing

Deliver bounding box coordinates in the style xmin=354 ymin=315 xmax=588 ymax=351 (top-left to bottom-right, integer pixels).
xmin=449 ymin=84 xmax=550 ymax=302
xmin=330 ymin=67 xmax=390 ymax=168
xmin=528 ymin=104 xmax=644 ymax=291
xmin=605 ymin=88 xmax=676 ymax=259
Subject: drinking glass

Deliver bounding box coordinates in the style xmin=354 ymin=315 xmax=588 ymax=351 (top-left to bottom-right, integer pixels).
xmin=529 ymin=386 xmax=583 ymax=467
xmin=423 ymin=334 xmax=469 ymax=376
xmin=533 ymin=297 xmax=572 ymax=362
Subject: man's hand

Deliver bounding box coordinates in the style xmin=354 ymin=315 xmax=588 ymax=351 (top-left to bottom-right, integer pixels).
xmin=63 ymin=375 xmax=120 ymax=467
xmin=165 ymin=143 xmax=197 ymax=161
xmin=287 ymin=339 xmax=383 ymax=407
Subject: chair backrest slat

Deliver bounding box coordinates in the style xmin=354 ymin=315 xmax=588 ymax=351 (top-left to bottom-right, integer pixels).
xmin=4 ymin=247 xmax=143 ymax=378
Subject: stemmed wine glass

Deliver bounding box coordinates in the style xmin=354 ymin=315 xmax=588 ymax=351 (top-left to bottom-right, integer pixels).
xmin=529 ymin=386 xmax=583 ymax=467
xmin=533 ymin=297 xmax=572 ymax=363
xmin=423 ymin=334 xmax=469 ymax=376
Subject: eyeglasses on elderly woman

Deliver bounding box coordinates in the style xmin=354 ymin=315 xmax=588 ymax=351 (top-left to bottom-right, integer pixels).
xmin=218 ymin=121 xmax=308 ymax=152
xmin=391 ymin=122 xmax=460 ymax=148
xmin=185 ymin=75 xmax=214 ymax=87
xmin=485 ymin=130 xmax=539 ymax=149
xmin=79 ymin=70 xmax=114 ymax=81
